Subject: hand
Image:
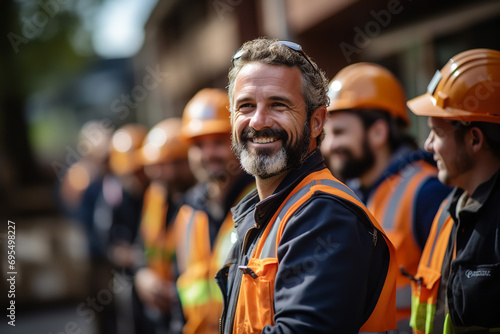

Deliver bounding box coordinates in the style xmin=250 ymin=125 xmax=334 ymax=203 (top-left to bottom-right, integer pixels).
xmin=135 ymin=267 xmax=176 ymax=312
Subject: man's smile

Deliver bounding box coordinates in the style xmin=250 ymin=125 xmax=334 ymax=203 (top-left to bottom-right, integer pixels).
xmin=250 ymin=136 xmax=279 ymax=144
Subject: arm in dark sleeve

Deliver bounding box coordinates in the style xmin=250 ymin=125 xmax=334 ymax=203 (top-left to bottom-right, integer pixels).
xmin=413 ymin=177 xmax=452 ymax=249
xmin=262 ymin=195 xmax=388 ymax=334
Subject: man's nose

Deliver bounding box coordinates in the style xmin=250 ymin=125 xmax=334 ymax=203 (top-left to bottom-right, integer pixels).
xmin=424 ymin=132 xmax=434 ymax=152
xmin=249 ymin=106 xmax=273 ymax=130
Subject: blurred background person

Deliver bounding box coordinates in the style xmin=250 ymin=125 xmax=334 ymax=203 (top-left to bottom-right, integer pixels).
xmin=89 ymin=123 xmax=149 ymax=334
xmin=320 ymin=63 xmax=451 ymax=331
xmin=174 ymin=88 xmax=255 ymax=334
xmin=56 ymin=119 xmax=117 ymax=333
xmin=58 ymin=120 xmax=114 ymax=266
xmin=107 ymin=123 xmax=149 ymax=272
xmin=58 ymin=120 xmax=114 ymax=220
xmin=135 ymin=118 xmax=196 ymax=334
xmin=64 ymin=120 xmax=119 ymax=334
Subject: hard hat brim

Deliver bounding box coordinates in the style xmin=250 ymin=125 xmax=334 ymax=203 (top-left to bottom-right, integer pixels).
xmin=407 ymin=93 xmax=500 ymax=124
xmin=181 ymin=120 xmax=232 ymax=141
xmin=407 ymin=93 xmax=453 ymax=118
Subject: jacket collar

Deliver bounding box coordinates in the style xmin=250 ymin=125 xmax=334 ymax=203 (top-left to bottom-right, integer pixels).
xmin=231 ymin=149 xmax=326 ymax=234
xmin=448 ymin=168 xmax=500 ymax=219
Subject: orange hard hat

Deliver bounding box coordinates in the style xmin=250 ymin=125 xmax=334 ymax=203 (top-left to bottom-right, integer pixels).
xmin=140 ymin=118 xmax=189 ymax=165
xmin=327 ymin=62 xmax=409 ymax=126
xmin=181 ymin=88 xmax=231 ymax=141
xmin=109 ymin=123 xmax=148 ymax=175
xmin=407 ymin=49 xmax=500 ymax=124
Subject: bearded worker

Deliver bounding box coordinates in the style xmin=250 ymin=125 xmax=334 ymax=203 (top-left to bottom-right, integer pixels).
xmin=216 ymin=37 xmax=398 ymax=334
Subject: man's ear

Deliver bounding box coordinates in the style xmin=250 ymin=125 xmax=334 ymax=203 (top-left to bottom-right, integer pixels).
xmin=310 ymin=106 xmax=327 ymax=139
xmin=470 ymin=127 xmax=484 ymax=153
xmin=367 ymin=119 xmax=389 ymax=148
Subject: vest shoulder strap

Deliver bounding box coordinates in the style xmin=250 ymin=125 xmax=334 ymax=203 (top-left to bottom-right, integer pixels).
xmin=258 ymin=169 xmax=379 ymax=259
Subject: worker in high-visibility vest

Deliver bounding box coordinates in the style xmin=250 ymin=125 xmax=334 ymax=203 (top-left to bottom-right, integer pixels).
xmin=407 ymin=48 xmax=500 ymax=333
xmin=135 ymin=118 xmax=196 ymax=333
xmin=217 ymin=37 xmax=398 ymax=333
xmin=321 ymin=63 xmax=451 ymax=331
xmin=174 ymin=88 xmax=255 ymax=334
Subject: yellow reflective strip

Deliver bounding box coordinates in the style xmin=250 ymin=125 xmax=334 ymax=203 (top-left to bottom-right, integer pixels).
xmin=425 ymin=302 xmax=436 ymax=334
xmin=410 ymin=295 xmax=422 ymax=330
xmin=443 ymin=313 xmax=452 ymax=334
xmin=410 ymin=295 xmax=435 ymax=333
xmin=209 ymin=279 xmax=223 ymax=302
xmin=177 ymin=279 xmax=211 ymax=306
xmin=144 ymin=246 xmax=175 ymax=261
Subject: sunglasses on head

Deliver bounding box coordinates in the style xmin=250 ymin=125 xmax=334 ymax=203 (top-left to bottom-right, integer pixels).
xmin=232 ymin=40 xmax=319 ymax=75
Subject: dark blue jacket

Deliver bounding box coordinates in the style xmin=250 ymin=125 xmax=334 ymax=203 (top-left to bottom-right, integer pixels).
xmin=435 ymin=170 xmax=500 ymax=331
xmin=217 ymin=149 xmax=392 ymax=333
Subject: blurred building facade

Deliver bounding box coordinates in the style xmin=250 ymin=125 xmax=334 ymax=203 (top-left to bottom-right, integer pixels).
xmin=136 ymin=0 xmax=500 ymax=144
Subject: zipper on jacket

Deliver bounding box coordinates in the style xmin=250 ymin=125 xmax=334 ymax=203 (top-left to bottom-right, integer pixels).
xmin=216 ymin=265 xmax=230 ymax=334
xmin=369 ymin=228 xmax=378 ymax=246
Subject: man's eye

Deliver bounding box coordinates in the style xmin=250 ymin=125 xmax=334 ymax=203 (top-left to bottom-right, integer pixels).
xmin=237 ymin=103 xmax=254 ymax=112
xmin=271 ymin=102 xmax=288 ymax=110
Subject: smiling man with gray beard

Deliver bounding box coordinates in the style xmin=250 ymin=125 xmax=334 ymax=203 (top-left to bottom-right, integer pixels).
xmin=216 ymin=37 xmax=399 ymax=334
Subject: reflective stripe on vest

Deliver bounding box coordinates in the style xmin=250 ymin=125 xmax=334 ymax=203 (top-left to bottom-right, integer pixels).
xmin=175 ymin=205 xmax=198 ymax=274
xmin=260 ymin=178 xmax=361 ymax=259
xmin=176 ymin=183 xmax=255 ymax=334
xmin=175 ymin=205 xmax=228 ymax=334
xmin=140 ymin=183 xmax=175 ymax=280
xmin=410 ymin=198 xmax=454 ymax=334
xmin=176 ymin=206 xmax=213 ymax=308
xmin=178 ymin=278 xmax=211 ymax=306
xmin=233 ymin=169 xmax=397 ymax=333
xmin=427 ymin=202 xmax=451 ymax=268
xmin=367 ymin=161 xmax=437 ymax=316
xmin=377 ymin=163 xmax=425 ymax=231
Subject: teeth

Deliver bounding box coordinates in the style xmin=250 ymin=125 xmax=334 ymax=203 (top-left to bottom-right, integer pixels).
xmin=252 ymin=137 xmax=277 ymax=144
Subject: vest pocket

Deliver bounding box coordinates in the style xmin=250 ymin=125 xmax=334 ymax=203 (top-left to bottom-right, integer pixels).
xmin=234 ymin=257 xmax=278 ymax=334
xmin=448 ymin=262 xmax=500 ymax=328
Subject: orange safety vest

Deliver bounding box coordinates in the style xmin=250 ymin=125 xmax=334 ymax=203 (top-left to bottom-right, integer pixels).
xmin=367 ymin=160 xmax=438 ymax=322
xmin=175 ymin=183 xmax=255 ymax=334
xmin=233 ymin=169 xmax=398 ymax=333
xmin=140 ymin=182 xmax=176 ymax=281
xmin=409 ymin=198 xmax=453 ymax=334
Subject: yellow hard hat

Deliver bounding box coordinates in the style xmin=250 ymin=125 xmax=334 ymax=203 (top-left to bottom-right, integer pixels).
xmin=109 ymin=123 xmax=148 ymax=175
xmin=327 ymin=63 xmax=409 ymax=125
xmin=140 ymin=118 xmax=189 ymax=165
xmin=407 ymin=49 xmax=500 ymax=124
xmin=181 ymin=88 xmax=231 ymax=141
